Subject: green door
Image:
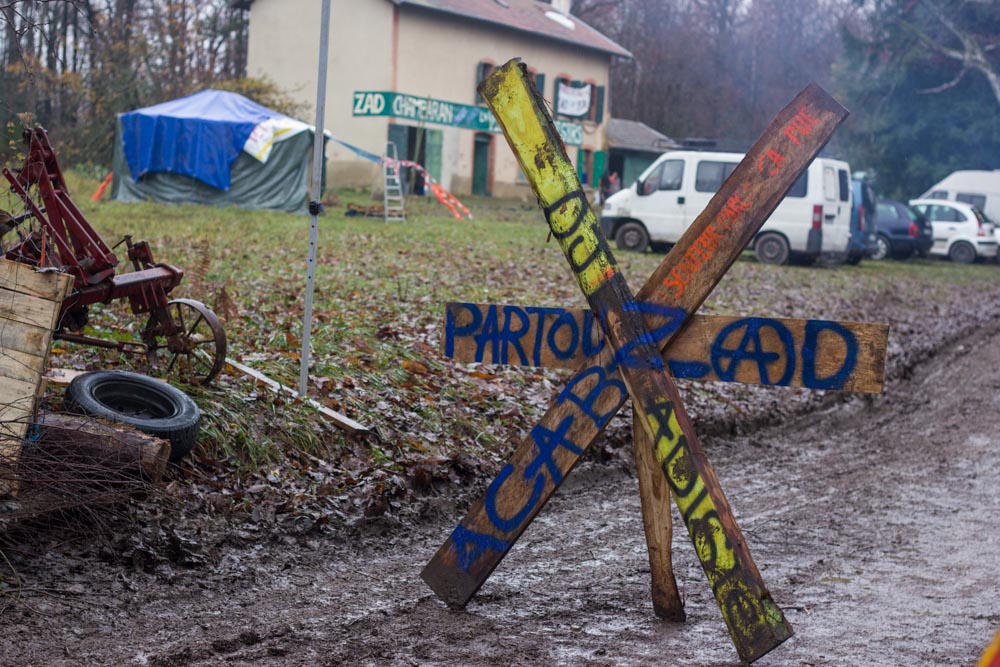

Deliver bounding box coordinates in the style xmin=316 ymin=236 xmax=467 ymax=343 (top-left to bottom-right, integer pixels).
xmin=425 ymin=129 xmax=443 ymax=183
xmin=473 ymin=133 xmax=491 ymax=196
xmin=593 ymin=150 xmax=607 ymax=187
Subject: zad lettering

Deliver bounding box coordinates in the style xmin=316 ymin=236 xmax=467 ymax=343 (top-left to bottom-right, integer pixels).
xmin=352 ymin=92 xmax=385 ymax=115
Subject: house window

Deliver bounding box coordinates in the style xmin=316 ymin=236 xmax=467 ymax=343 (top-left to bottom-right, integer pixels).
xmin=475 ymin=61 xmax=496 ymax=104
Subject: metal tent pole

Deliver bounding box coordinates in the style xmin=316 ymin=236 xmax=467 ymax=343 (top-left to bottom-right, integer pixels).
xmin=299 ymin=0 xmax=332 ymax=397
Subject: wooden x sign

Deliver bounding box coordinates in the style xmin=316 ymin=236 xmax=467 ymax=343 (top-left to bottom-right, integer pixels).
xmin=423 ymin=59 xmax=849 ymax=663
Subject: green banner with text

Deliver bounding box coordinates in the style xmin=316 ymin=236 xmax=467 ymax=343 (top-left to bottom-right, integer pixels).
xmin=352 ymin=91 xmax=583 ymax=146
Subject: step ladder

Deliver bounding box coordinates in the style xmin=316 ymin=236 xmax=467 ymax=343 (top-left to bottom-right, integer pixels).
xmin=383 ymin=142 xmax=406 ymax=223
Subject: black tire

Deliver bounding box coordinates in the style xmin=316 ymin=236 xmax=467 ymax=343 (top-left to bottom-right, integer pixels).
xmin=615 ymin=221 xmax=650 ymax=253
xmin=948 ymin=241 xmax=976 ymax=264
xmin=871 ymin=234 xmax=892 ymax=261
xmin=755 ymin=232 xmax=790 ymax=265
xmin=66 ymin=371 xmax=201 ymax=462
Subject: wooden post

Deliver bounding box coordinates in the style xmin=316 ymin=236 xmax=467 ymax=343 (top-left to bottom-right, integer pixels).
xmin=633 ymin=408 xmax=685 ymax=620
xmin=422 ymin=62 xmax=848 ymax=664
xmin=0 ymin=260 xmax=73 ymax=496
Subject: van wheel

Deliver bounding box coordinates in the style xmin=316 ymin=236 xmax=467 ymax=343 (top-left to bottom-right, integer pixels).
xmin=871 ymin=234 xmax=891 ymax=260
xmin=615 ymin=222 xmax=650 ymax=253
xmin=755 ymin=233 xmax=789 ymax=265
xmin=948 ymin=241 xmax=976 ymax=264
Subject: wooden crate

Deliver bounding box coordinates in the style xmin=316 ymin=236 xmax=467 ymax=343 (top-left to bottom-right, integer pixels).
xmin=0 ymin=260 xmax=73 ymax=495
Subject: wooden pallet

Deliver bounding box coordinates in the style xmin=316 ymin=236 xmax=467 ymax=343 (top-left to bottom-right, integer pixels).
xmin=0 ymin=260 xmax=73 ymax=495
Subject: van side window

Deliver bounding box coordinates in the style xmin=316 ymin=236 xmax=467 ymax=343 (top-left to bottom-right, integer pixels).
xmin=956 ymin=192 xmax=987 ymax=210
xmin=928 ymin=190 xmax=948 ymax=199
xmin=694 ymin=161 xmax=737 ymax=192
xmin=838 ymin=169 xmax=850 ymax=202
xmin=786 ymin=171 xmax=807 ymax=198
xmin=658 ymin=160 xmax=684 ymax=191
xmin=823 ymin=166 xmax=837 ymax=202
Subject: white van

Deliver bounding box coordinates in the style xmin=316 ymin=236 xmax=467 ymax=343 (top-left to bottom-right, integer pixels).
xmin=600 ymin=150 xmax=853 ymax=265
xmin=920 ymin=170 xmax=1000 ymax=223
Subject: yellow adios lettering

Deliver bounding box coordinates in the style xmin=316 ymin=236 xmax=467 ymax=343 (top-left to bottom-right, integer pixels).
xmin=544 ymin=191 xmax=618 ymax=296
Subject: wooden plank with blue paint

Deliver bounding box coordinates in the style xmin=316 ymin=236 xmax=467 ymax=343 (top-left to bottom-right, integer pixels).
xmin=443 ymin=302 xmax=888 ymax=393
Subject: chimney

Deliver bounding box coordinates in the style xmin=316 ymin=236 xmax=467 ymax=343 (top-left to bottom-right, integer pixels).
xmin=550 ymin=0 xmax=572 ymax=15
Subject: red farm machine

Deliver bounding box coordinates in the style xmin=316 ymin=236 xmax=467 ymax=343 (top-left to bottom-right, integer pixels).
xmin=1 ymin=127 xmax=226 ymax=384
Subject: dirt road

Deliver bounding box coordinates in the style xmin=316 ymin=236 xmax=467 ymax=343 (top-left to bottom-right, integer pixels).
xmin=3 ymin=315 xmax=1000 ymax=666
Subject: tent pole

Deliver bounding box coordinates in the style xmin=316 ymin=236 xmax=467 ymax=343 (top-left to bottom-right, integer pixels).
xmin=299 ymin=0 xmax=332 ymax=397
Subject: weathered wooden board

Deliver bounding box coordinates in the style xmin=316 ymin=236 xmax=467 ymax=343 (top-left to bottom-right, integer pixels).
xmin=0 ymin=259 xmax=73 ymax=495
xmin=633 ymin=409 xmax=685 ymax=621
xmin=443 ymin=303 xmax=888 ymax=393
xmin=0 ymin=317 xmax=56 ymax=359
xmin=0 ymin=347 xmax=48 ymax=385
xmin=423 ymin=60 xmax=848 ymax=663
xmin=224 ymin=357 xmax=368 ymax=434
xmin=0 ymin=283 xmax=68 ymax=329
xmin=0 ymin=262 xmax=74 ymax=301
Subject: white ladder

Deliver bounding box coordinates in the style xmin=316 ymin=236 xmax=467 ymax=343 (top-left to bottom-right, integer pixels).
xmin=383 ymin=142 xmax=406 ymax=223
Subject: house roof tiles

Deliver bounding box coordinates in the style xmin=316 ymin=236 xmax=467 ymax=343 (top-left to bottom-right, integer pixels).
xmin=391 ymin=0 xmax=631 ymax=58
xmin=606 ymin=118 xmax=678 ymax=153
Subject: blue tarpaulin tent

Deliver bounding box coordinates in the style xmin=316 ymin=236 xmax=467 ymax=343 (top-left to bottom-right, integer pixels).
xmin=111 ymin=90 xmax=318 ymax=213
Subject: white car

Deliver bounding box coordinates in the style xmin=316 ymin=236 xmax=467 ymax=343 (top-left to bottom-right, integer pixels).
xmin=908 ymin=198 xmax=998 ymax=263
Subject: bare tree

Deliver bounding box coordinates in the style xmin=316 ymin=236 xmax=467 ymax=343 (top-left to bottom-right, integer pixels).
xmin=903 ymin=0 xmax=1000 ymax=105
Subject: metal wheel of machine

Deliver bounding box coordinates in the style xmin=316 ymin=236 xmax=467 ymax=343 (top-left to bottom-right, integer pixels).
xmin=145 ymin=299 xmax=227 ymax=385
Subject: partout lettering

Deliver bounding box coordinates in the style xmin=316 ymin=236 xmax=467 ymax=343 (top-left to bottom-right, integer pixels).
xmin=445 ymin=304 xmax=861 ymax=392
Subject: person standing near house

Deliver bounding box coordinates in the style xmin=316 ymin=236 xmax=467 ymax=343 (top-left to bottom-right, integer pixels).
xmin=608 ymin=171 xmax=621 ymax=195
xmin=599 ymin=170 xmax=613 ymax=203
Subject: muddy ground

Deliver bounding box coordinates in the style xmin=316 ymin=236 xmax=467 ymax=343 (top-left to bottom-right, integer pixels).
xmin=3 ymin=306 xmax=1000 ymax=665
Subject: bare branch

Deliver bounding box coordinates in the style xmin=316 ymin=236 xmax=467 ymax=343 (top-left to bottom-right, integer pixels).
xmin=916 ymin=66 xmax=966 ymax=93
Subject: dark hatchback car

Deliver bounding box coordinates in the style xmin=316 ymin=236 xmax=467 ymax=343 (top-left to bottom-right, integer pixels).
xmin=871 ymin=199 xmax=934 ymax=259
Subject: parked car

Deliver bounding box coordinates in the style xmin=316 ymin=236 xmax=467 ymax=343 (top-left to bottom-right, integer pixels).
xmin=909 ymin=198 xmax=998 ymax=263
xmin=847 ymin=178 xmax=878 ymax=264
xmin=870 ymin=199 xmax=933 ymax=260
xmin=600 ymin=150 xmax=853 ymax=265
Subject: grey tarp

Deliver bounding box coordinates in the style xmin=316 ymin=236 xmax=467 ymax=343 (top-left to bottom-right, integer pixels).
xmin=111 ymin=118 xmax=314 ymax=214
